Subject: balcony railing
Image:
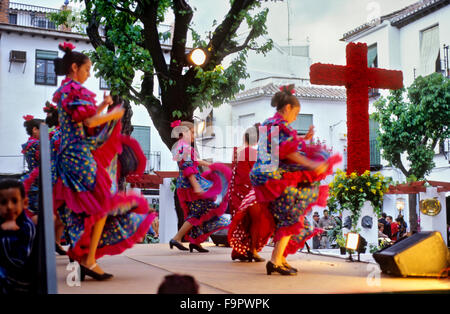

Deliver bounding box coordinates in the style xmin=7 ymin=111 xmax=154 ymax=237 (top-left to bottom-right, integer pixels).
xmin=145 ymin=152 xmax=161 ymax=173
xmin=8 ymin=2 xmax=60 ymax=30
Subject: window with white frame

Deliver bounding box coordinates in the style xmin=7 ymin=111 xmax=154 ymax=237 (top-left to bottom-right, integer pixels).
xmin=35 ymin=50 xmax=57 ymax=86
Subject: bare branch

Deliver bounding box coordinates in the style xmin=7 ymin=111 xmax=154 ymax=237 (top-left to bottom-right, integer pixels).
xmin=170 ymin=0 xmax=193 ymax=77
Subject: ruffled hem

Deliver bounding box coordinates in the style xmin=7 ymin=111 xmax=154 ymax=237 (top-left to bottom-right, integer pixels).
xmin=272 ymin=184 xmax=329 ymax=242
xmin=253 ymin=154 xmax=341 ymax=202
xmin=119 ymin=135 xmax=147 ymax=176
xmin=53 ymin=163 xmax=113 ymax=216
xmin=185 ymin=225 xmax=229 ymax=245
xmin=228 ymin=201 xmax=275 ymax=254
xmin=279 ymin=138 xmax=302 ymax=159
xmin=177 ymin=163 xmax=231 ymax=226
xmin=23 ymin=167 xmax=39 ymax=195
xmin=185 ymin=197 xmax=229 ymax=227
xmin=94 ymin=212 xmax=155 ymax=260
xmin=283 ymin=227 xmax=324 ymax=257
xmin=93 ymin=121 xmax=123 ymax=169
xmin=67 ymin=196 xmax=155 ymax=261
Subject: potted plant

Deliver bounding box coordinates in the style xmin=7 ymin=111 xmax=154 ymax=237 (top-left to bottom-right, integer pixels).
xmin=336 ymin=234 xmax=347 ymax=255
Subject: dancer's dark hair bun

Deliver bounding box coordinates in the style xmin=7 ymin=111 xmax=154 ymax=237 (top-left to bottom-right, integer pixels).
xmin=271 ymin=84 xmax=299 ymax=111
xmin=23 ymin=118 xmax=44 ymax=136
xmin=54 ymin=42 xmax=89 ymax=76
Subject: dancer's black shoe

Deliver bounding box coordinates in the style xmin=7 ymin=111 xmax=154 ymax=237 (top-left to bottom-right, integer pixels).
xmin=169 ymin=239 xmax=189 ymax=251
xmin=80 ymin=264 xmax=113 ymax=281
xmin=266 ymin=261 xmax=297 ymax=276
xmin=189 ymin=243 xmax=209 ymax=253
xmin=55 ymin=243 xmax=67 ymax=256
xmin=248 ymin=252 xmax=265 ymax=262
xmin=282 ymin=262 xmax=298 ymax=272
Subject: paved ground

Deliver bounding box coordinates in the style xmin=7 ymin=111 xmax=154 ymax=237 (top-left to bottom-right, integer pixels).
xmin=56 ymin=243 xmax=450 ymax=294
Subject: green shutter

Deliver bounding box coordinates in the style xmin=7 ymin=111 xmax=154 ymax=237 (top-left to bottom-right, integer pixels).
xmin=367 ymin=44 xmax=377 ymax=68
xmin=292 ymin=114 xmax=313 ymax=134
xmin=36 ymin=50 xmax=58 ymax=60
xmin=369 ymin=119 xmax=381 ymax=166
xmin=132 ymin=126 xmax=151 ymax=158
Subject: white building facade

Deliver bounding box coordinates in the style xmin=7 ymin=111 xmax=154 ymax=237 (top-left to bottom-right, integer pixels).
xmin=341 ymin=0 xmax=450 ymax=228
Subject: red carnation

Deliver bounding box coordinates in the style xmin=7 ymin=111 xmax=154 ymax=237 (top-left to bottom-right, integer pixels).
xmin=23 ymin=115 xmax=34 ymax=121
xmin=59 ymin=42 xmax=76 ymax=52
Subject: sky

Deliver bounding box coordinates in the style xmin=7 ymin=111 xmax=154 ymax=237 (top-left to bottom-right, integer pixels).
xmin=21 ymin=0 xmax=419 ymax=64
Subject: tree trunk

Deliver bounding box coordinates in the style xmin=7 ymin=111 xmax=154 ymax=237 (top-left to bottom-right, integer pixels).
xmin=120 ymin=98 xmax=134 ymax=136
xmin=408 ymin=193 xmax=418 ymax=233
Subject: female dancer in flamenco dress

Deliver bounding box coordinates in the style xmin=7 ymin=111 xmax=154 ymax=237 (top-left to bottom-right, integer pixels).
xmin=169 ymin=121 xmax=231 ymax=253
xmin=227 ymin=124 xmax=269 ymax=262
xmin=249 ymin=85 xmax=341 ymax=275
xmin=228 ymin=122 xmax=316 ymax=263
xmin=21 ymin=116 xmax=43 ymax=222
xmin=52 ymin=42 xmax=154 ymax=280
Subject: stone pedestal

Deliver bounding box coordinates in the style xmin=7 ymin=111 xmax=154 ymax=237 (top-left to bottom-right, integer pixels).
xmin=158 ymin=178 xmax=178 ymax=244
xmin=342 ymin=201 xmax=378 ymax=252
xmin=419 ymin=187 xmax=448 ymax=246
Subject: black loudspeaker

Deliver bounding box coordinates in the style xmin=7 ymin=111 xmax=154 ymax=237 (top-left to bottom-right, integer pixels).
xmin=210 ymin=228 xmax=230 ymax=247
xmin=373 ymin=231 xmax=449 ymax=277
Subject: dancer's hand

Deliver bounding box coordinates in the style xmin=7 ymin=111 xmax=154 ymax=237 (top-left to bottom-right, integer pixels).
xmin=109 ymin=107 xmax=125 ymax=121
xmin=313 ymin=162 xmax=328 ymax=175
xmin=303 ymin=125 xmax=315 ymax=141
xmin=193 ymin=187 xmax=204 ymax=195
xmin=103 ymin=92 xmax=113 ymax=106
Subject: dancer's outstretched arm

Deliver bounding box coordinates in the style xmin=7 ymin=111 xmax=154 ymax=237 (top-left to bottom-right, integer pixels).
xmin=286 ymin=152 xmax=327 ymax=174
xmin=84 ymin=107 xmax=124 ymax=128
xmin=197 ymin=160 xmax=211 ymax=168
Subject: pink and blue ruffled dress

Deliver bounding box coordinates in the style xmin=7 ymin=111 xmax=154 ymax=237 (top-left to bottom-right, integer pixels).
xmin=174 ymin=140 xmax=231 ymax=245
xmin=250 ymin=112 xmax=341 ymax=256
xmin=52 ymin=77 xmax=155 ymax=261
xmin=21 ymin=137 xmax=40 ymax=215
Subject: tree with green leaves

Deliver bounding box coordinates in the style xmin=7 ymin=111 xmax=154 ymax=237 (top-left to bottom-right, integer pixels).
xmin=372 ymin=73 xmax=450 ymax=232
xmin=57 ymin=0 xmax=274 ymax=147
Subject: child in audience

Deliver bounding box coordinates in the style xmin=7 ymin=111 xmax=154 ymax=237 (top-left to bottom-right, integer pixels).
xmin=0 ymin=179 xmax=36 ymax=294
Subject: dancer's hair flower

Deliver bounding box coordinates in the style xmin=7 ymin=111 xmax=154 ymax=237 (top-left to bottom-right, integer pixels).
xmin=171 ymin=120 xmax=181 ymax=128
xmin=23 ymin=115 xmax=34 ymax=121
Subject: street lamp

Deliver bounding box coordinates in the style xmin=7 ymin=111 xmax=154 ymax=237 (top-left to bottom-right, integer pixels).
xmin=396 ymin=197 xmax=405 ymax=215
xmin=193 ymin=116 xmax=205 ymax=136
xmin=187 ymin=48 xmax=208 ymax=67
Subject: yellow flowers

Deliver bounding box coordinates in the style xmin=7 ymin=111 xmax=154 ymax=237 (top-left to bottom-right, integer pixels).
xmin=359 ymin=188 xmax=364 ymax=192
xmin=350 ymin=172 xmax=357 ymax=179
xmin=371 ymin=189 xmax=377 ymax=194
xmin=338 ymin=183 xmax=344 ymax=188
xmin=351 ymin=186 xmax=356 ymax=190
xmin=366 ymin=182 xmax=371 ymax=186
